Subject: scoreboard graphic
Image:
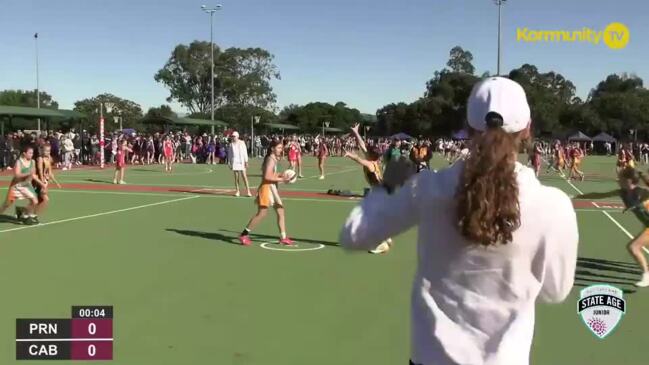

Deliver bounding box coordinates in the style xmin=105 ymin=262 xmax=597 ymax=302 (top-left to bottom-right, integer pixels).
xmin=16 ymin=306 xmax=113 ymax=360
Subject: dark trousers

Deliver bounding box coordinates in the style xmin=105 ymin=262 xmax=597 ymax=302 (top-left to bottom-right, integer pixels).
xmin=409 ymin=361 xmax=422 ymax=365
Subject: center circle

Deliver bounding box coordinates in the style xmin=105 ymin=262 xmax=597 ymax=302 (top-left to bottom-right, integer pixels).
xmin=260 ymin=242 xmax=325 ymax=252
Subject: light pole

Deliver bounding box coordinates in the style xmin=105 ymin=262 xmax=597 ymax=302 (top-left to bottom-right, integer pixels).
xmin=251 ymin=115 xmax=260 ymax=156
xmin=98 ymin=102 xmax=114 ymax=169
xmin=201 ymin=4 xmax=223 ymax=135
xmin=34 ymin=32 xmax=41 ymax=133
xmin=494 ymin=0 xmax=507 ymax=75
xmin=365 ymin=125 xmax=371 ymax=139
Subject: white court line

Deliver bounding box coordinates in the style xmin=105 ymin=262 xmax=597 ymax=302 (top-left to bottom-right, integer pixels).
xmin=591 ymin=201 xmax=634 ymax=239
xmin=49 ymin=189 xmax=187 ymax=198
xmin=599 ymin=208 xmax=648 ymax=254
xmin=0 ymin=196 xmax=198 ymax=234
xmin=47 ymin=180 xmax=358 ymax=194
xmin=565 ymin=178 xmax=584 ymax=195
xmin=575 ymin=208 xmax=621 ymax=213
xmin=16 ymin=338 xmax=113 ymax=342
xmin=53 ymin=168 xmax=214 ymax=178
xmin=0 ymin=186 xmax=359 ymax=205
xmin=175 ymin=193 xmax=360 ymax=205
xmin=2 ymin=186 xmax=622 ymax=210
xmin=260 ymin=242 xmax=325 ymax=252
xmin=300 ymin=168 xmax=357 ymax=180
xmin=562 ymin=179 xmax=649 ymax=254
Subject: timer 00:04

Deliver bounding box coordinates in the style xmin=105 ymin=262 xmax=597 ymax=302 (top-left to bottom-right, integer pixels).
xmin=77 ymin=309 xmax=106 ymax=318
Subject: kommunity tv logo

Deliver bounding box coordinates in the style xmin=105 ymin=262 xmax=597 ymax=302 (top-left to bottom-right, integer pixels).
xmin=517 ymin=22 xmax=630 ymax=49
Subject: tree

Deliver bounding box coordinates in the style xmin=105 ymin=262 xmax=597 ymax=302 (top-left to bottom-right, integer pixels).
xmin=446 ymin=46 xmax=475 ymax=75
xmin=376 ymin=103 xmax=410 ymax=136
xmin=508 ymin=64 xmax=577 ymax=135
xmin=424 ymin=70 xmax=480 ymax=135
xmin=0 ymin=89 xmax=59 ymax=109
xmin=216 ymin=105 xmax=278 ymax=133
xmin=559 ymin=100 xmax=602 ymax=135
xmin=146 ymin=105 xmax=177 ymax=119
xmin=372 ymin=47 xmax=649 ymax=139
xmin=73 ymin=93 xmax=143 ymax=133
xmin=220 ymin=47 xmax=281 ymax=109
xmin=278 ymin=104 xmax=301 ymax=121
xmin=280 ymin=102 xmax=362 ymax=132
xmin=374 ymin=47 xmax=480 ymax=137
xmin=589 ymin=73 xmax=643 ymax=99
xmin=588 ymin=74 xmax=649 ymax=139
xmin=154 ymin=42 xmax=217 ymax=115
xmin=154 ymin=41 xmax=280 ymax=116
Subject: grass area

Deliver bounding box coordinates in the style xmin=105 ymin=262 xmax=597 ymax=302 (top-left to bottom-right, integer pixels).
xmin=0 ymin=155 xmax=646 ymax=364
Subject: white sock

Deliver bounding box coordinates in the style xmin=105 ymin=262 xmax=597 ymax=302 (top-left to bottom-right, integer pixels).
xmin=280 ymin=232 xmax=287 ymax=239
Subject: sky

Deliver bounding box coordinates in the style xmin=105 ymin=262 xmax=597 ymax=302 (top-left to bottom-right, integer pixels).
xmin=0 ymin=0 xmax=647 ymax=115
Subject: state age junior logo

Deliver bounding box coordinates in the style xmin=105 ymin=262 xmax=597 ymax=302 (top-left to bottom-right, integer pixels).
xmin=577 ymin=285 xmax=626 ymax=339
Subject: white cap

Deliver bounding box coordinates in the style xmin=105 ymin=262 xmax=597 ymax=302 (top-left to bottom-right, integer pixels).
xmin=232 ymin=131 xmax=239 ymax=138
xmin=467 ymin=77 xmax=531 ymax=133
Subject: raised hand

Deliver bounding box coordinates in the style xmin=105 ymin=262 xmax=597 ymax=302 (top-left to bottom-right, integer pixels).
xmin=344 ymin=150 xmax=357 ymax=159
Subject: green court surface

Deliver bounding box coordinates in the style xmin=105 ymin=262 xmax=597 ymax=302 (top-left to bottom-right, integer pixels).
xmin=0 ymin=155 xmax=646 ymax=364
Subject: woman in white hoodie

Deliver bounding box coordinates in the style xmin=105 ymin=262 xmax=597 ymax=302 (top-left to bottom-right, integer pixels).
xmin=340 ymin=77 xmax=579 ymax=365
xmin=228 ymin=132 xmax=252 ymax=197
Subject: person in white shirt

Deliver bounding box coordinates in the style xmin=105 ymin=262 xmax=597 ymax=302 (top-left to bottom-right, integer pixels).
xmin=62 ymin=136 xmax=75 ymax=171
xmin=228 ymin=131 xmax=252 ymax=197
xmin=340 ymin=77 xmax=578 ymax=365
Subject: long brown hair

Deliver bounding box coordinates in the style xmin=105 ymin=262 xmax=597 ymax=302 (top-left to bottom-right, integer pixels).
xmin=456 ymin=122 xmax=525 ymax=246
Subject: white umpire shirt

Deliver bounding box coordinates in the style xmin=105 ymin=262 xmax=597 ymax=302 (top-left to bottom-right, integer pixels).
xmin=228 ymin=140 xmax=249 ymax=171
xmin=340 ymin=161 xmax=578 ymax=365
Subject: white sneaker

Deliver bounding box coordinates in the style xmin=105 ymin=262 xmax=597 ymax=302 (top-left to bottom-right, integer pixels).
xmin=62 ymin=167 xmax=68 ymax=171
xmin=119 ymin=180 xmax=126 ymax=185
xmin=319 ymin=175 xmax=325 ymax=180
xmin=369 ymin=241 xmax=391 ymax=254
xmin=234 ymin=191 xmax=240 ymax=197
xmin=113 ymin=179 xmax=118 ymax=184
xmin=246 ymin=192 xmax=252 ymax=197
xmin=635 ymin=272 xmax=649 ymax=287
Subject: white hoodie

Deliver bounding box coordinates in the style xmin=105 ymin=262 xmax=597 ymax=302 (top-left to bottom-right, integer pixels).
xmin=340 ymin=162 xmax=578 ymax=365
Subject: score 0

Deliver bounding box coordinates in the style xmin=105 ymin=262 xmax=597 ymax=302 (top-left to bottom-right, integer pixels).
xmin=71 ymin=306 xmax=113 ymax=360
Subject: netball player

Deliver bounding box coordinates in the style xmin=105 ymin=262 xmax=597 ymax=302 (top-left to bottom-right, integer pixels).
xmin=31 ymin=144 xmax=61 ymax=216
xmin=113 ymin=139 xmax=133 ymax=184
xmin=287 ymin=135 xmax=303 ymax=177
xmin=316 ymin=136 xmax=328 ymax=180
xmin=345 ymin=123 xmax=392 ymax=254
xmin=163 ymin=136 xmax=174 ymax=173
xmin=239 ymin=140 xmax=293 ymax=246
xmin=1 ymin=145 xmax=47 ymax=225
xmin=569 ymin=143 xmax=585 ymax=181
xmin=617 ymin=144 xmax=635 ymax=173
xmin=619 ymin=168 xmax=649 ymax=287
xmin=553 ymin=141 xmax=566 ymax=177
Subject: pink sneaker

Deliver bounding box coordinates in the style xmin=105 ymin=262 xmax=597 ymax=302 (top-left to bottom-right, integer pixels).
xmin=279 ymin=238 xmax=294 ymax=246
xmin=239 ymin=235 xmax=252 ymax=246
